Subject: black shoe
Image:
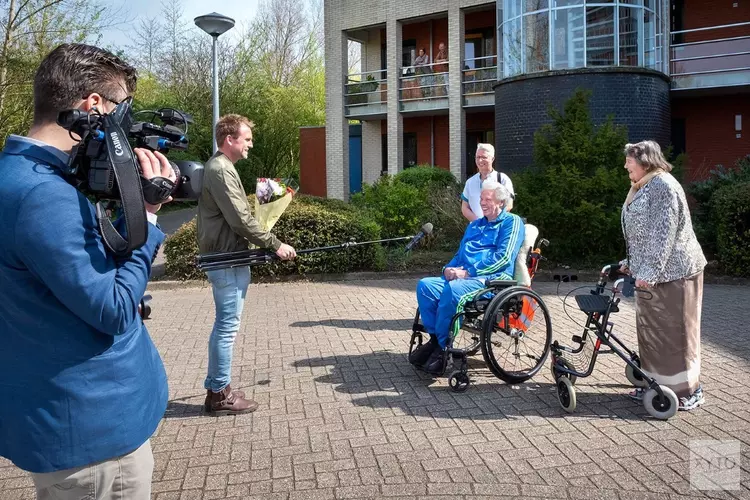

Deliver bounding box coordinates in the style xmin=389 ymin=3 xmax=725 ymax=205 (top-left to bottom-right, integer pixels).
xmin=409 ymin=336 xmax=437 ymax=366
xmin=422 ymin=347 xmax=447 ymax=375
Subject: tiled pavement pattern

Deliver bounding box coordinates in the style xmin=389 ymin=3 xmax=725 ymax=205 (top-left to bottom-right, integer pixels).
xmin=2 ymin=278 xmax=750 ymax=500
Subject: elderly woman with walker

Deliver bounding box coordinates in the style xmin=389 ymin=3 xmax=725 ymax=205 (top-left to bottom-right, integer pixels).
xmin=620 ymin=140 xmax=707 ymax=411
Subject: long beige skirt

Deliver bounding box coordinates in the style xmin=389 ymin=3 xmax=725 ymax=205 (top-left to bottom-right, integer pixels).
xmin=635 ymin=271 xmax=703 ymax=398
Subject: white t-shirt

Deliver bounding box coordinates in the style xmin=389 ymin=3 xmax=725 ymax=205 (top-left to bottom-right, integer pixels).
xmin=462 ymin=170 xmax=515 ymax=219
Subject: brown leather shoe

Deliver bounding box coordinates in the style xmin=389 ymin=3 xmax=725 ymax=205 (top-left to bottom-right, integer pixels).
xmin=204 ymin=384 xmax=245 ymax=412
xmin=205 ymin=386 xmax=258 ymax=415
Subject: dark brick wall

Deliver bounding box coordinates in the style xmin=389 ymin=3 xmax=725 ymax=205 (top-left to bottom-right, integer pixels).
xmin=672 ymin=94 xmax=750 ymax=183
xmin=494 ymin=68 xmax=671 ymax=172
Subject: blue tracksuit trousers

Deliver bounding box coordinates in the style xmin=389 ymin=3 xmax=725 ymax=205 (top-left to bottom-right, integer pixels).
xmin=416 ymin=276 xmax=489 ymax=348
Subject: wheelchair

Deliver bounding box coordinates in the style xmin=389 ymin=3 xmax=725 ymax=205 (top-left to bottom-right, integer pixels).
xmin=549 ymin=264 xmax=679 ymax=420
xmin=408 ymin=224 xmax=553 ymax=392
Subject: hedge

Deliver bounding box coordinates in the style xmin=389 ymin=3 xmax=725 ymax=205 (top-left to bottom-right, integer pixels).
xmin=712 ymin=182 xmax=750 ymax=277
xmin=163 ymin=196 xmax=385 ymax=281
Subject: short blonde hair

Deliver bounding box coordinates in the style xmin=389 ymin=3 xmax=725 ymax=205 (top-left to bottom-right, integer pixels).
xmin=477 ymin=143 xmax=495 ymax=158
xmin=216 ymin=114 xmax=254 ymax=147
xmin=624 ymin=140 xmax=673 ymax=173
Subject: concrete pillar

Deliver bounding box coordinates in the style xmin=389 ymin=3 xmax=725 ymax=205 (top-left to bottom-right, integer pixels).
xmin=362 ymin=30 xmax=383 ymax=185
xmin=386 ymin=17 xmax=403 ymax=177
xmin=325 ymin=30 xmax=349 ymax=200
xmin=448 ymin=6 xmax=466 ymax=182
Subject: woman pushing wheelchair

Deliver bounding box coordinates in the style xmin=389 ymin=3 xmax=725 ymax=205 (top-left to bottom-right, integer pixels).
xmin=410 ymin=180 xmax=525 ymax=375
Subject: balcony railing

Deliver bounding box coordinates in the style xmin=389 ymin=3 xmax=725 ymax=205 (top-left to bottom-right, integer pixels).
xmin=463 ymin=55 xmax=497 ymax=107
xmin=670 ymin=22 xmax=750 ymax=91
xmin=345 ymin=69 xmax=387 ymax=118
xmin=399 ymin=61 xmax=449 ymax=112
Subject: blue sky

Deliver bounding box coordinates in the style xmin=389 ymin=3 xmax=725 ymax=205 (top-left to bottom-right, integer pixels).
xmin=100 ymin=0 xmax=260 ymax=49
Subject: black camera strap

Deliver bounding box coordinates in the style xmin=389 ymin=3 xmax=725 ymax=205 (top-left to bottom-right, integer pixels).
xmin=98 ymin=113 xmax=148 ymax=256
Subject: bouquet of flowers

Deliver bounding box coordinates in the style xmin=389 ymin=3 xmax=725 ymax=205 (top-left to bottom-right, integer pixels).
xmin=254 ymin=177 xmax=298 ymax=232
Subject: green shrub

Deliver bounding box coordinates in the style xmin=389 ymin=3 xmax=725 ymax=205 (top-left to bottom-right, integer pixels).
xmin=424 ymin=183 xmax=466 ymax=250
xmin=164 ymin=218 xmax=201 ymax=280
xmin=350 ymin=175 xmax=428 ymax=237
xmin=395 ymin=164 xmax=460 ymax=190
xmin=294 ymin=193 xmax=358 ymax=213
xmin=688 ymin=155 xmax=750 ymax=258
xmin=711 ymin=182 xmax=750 ymax=276
xmin=514 ymin=89 xmax=631 ymax=265
xmin=163 ymin=196 xmax=385 ymax=280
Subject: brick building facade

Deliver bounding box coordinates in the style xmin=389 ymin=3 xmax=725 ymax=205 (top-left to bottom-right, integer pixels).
xmin=312 ymin=0 xmax=749 ymax=199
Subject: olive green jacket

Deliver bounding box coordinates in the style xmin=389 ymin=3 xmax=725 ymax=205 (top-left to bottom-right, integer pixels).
xmin=197 ymin=152 xmax=281 ymax=254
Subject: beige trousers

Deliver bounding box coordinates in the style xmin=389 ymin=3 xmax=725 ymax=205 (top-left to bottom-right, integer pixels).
xmin=29 ymin=440 xmax=153 ymax=500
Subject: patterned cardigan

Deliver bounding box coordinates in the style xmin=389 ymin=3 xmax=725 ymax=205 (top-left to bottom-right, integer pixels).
xmin=621 ymin=173 xmax=706 ymax=285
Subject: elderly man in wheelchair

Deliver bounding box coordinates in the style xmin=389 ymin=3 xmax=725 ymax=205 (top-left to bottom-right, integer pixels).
xmin=408 ymin=180 xmax=552 ymax=392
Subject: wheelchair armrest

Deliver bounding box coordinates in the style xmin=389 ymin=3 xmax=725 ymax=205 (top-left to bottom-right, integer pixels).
xmin=486 ymin=279 xmax=518 ymax=289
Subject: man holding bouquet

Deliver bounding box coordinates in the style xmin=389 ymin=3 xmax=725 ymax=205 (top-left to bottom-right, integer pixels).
xmin=197 ymin=114 xmax=296 ymax=415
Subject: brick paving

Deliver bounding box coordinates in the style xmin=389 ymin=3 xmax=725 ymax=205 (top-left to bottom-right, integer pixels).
xmin=2 ymin=278 xmax=750 ymax=499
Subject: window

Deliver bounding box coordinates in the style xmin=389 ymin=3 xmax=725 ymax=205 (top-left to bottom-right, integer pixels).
xmin=404 ymin=133 xmax=417 ymax=169
xmin=402 ymin=39 xmax=416 ymax=75
xmin=497 ymin=0 xmax=666 ymax=77
xmin=586 ymin=7 xmax=615 ymax=67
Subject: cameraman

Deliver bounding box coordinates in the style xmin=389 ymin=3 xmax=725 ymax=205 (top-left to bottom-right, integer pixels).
xmin=198 ymin=114 xmax=296 ymax=415
xmin=0 ymin=44 xmax=173 ymax=498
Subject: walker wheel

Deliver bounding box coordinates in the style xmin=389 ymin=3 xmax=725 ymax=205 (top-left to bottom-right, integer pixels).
xmin=557 ymin=377 xmax=577 ymax=413
xmin=625 ymin=361 xmax=647 ymax=388
xmin=644 ymin=386 xmax=678 ymax=420
xmin=448 ymin=371 xmax=470 ymax=393
xmin=551 ymin=357 xmax=578 ymax=385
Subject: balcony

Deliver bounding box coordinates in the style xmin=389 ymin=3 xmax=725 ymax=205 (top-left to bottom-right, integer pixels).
xmin=345 ymin=70 xmax=387 ymax=119
xmin=671 ymin=22 xmax=750 ymax=92
xmin=463 ymin=55 xmax=497 ymax=108
xmin=399 ymin=61 xmax=449 ymax=113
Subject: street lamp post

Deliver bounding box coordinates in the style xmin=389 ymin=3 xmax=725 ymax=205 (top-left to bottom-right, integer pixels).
xmin=194 ymin=12 xmax=235 ymax=153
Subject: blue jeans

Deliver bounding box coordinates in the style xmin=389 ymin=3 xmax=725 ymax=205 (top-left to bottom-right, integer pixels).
xmin=204 ymin=266 xmax=251 ymax=392
xmin=416 ymin=277 xmax=489 ymax=348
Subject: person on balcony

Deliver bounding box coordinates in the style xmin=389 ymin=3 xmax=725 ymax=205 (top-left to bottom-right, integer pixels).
xmin=434 ymin=42 xmax=448 ymax=96
xmin=410 ymin=180 xmax=525 ymax=375
xmin=413 ymin=48 xmax=432 ymax=98
xmin=434 ymin=42 xmax=448 ymax=69
xmin=462 ymin=143 xmax=515 ymax=222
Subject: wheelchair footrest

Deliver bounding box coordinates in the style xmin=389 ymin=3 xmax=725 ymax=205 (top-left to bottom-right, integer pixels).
xmin=574 ymin=294 xmax=611 ymax=314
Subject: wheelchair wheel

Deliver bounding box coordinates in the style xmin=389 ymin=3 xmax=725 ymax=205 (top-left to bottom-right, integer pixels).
xmin=557 ymin=377 xmax=576 ymax=413
xmin=481 ymin=287 xmax=552 ymax=384
xmin=551 ymin=356 xmax=577 ymax=385
xmin=625 ymin=359 xmax=648 ymax=388
xmin=644 ymin=386 xmax=678 ymax=420
xmin=448 ymin=370 xmax=470 ymax=392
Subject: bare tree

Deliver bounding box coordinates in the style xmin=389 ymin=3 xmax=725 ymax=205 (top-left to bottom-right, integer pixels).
xmin=0 ymin=0 xmax=129 ymax=139
xmin=347 ymin=40 xmax=361 ymax=77
xmin=127 ymin=18 xmax=165 ymax=76
xmin=249 ymin=0 xmax=323 ymax=86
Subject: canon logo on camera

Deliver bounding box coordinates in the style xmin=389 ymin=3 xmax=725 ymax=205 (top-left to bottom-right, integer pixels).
xmin=110 ymin=132 xmax=124 ymax=157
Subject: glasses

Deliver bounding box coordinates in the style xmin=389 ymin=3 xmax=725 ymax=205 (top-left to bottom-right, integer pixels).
xmin=476 ymin=155 xmax=492 ymax=161
xmin=86 ymin=93 xmax=133 ymax=107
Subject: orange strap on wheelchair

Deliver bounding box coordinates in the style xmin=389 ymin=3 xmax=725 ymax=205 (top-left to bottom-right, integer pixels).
xmin=497 ymin=295 xmax=538 ymax=332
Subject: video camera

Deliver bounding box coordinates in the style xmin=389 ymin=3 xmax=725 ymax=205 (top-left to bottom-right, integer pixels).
xmin=57 ymin=100 xmax=204 ymax=256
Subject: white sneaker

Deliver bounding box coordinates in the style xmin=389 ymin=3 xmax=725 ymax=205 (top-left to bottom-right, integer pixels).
xmin=679 ymin=386 xmax=704 ymax=411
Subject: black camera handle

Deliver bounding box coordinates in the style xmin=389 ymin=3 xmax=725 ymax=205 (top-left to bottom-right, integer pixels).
xmin=95 ymin=113 xmax=148 ymax=257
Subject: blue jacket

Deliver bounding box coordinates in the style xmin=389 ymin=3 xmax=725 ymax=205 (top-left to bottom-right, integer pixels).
xmin=446 ymin=211 xmax=525 ymax=280
xmin=0 ymin=135 xmax=168 ymax=473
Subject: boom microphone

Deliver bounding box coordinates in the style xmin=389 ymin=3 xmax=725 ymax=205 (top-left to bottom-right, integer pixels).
xmin=405 ymin=222 xmax=433 ymax=252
